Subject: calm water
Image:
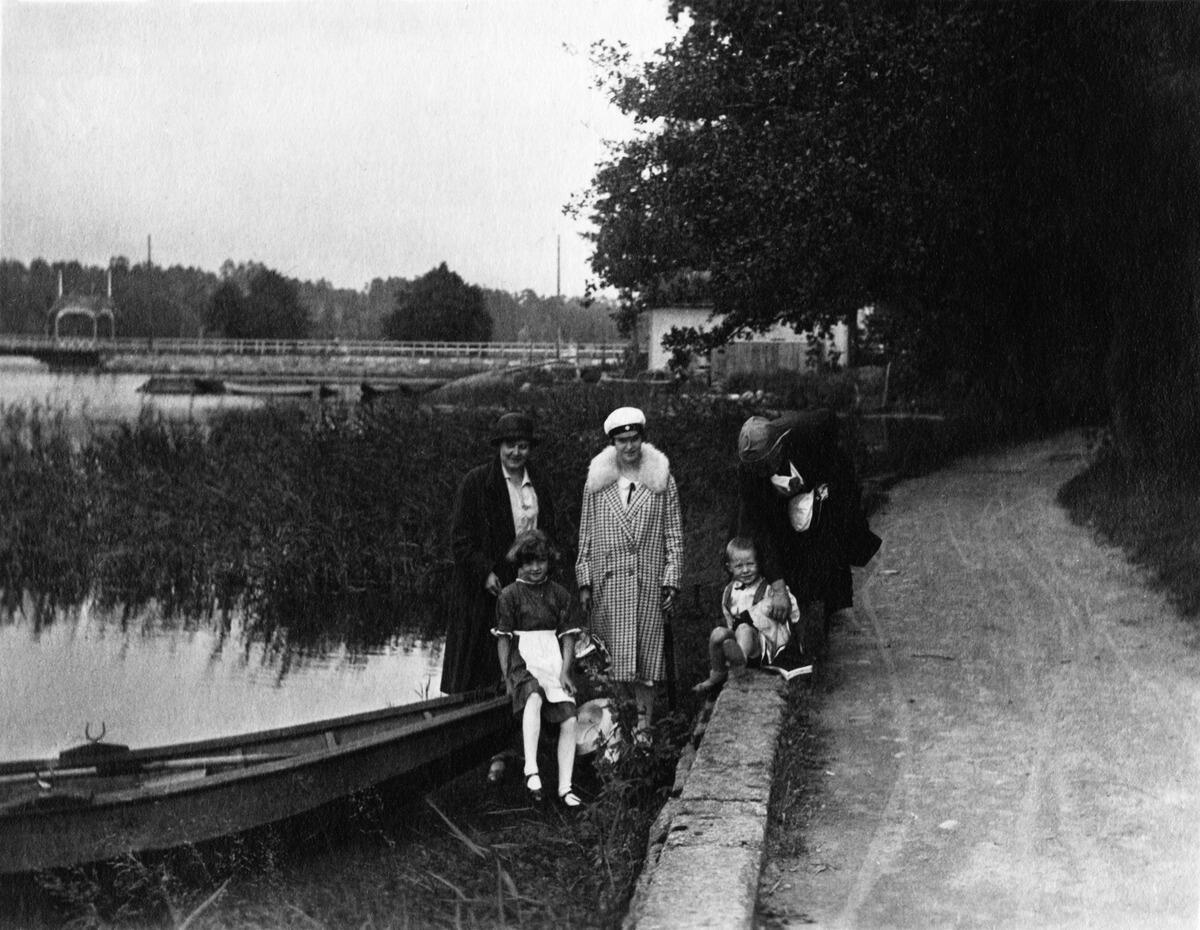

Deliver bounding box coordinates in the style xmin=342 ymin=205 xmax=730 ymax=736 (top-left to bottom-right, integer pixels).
xmin=0 ymin=357 xmax=447 ymax=760
xmin=0 ymin=356 xmax=265 ymax=429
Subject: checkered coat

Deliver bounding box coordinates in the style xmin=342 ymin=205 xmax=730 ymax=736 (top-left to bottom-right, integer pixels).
xmin=575 ymin=443 xmax=682 ymax=683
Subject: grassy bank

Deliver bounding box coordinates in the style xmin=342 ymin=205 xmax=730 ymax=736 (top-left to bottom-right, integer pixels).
xmin=1058 ymin=447 xmax=1200 ymax=620
xmin=4 ymin=738 xmax=695 ymax=930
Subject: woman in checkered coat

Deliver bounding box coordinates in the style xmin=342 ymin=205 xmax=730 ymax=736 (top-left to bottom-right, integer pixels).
xmin=576 ymin=407 xmax=682 ymax=735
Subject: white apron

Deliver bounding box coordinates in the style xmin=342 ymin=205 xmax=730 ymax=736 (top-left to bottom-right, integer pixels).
xmin=515 ymin=629 xmax=572 ymax=704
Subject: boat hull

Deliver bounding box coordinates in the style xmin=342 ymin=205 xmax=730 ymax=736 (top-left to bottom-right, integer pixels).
xmin=0 ymin=693 xmax=512 ymax=874
xmin=223 ymin=381 xmax=335 ymax=398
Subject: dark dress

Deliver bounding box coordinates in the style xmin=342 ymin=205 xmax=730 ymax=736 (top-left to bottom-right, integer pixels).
xmin=493 ymin=579 xmax=582 ymax=724
xmin=439 ymin=456 xmax=558 ymax=694
xmin=735 ymin=410 xmax=874 ymax=613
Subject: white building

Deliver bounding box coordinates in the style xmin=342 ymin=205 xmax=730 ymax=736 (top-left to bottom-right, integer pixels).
xmin=644 ymin=304 xmax=849 ymax=374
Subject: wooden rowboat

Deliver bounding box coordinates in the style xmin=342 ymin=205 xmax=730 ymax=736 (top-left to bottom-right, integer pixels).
xmin=138 ymin=376 xmax=226 ymax=395
xmin=223 ymin=380 xmax=337 ymax=398
xmin=359 ymin=379 xmax=447 ymax=400
xmin=0 ymin=691 xmax=512 ymax=874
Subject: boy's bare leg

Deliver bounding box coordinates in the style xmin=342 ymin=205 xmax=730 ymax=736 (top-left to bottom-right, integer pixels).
xmin=724 ymin=635 xmax=749 ymax=677
xmin=734 ymin=625 xmax=761 ymax=671
xmin=693 ymin=627 xmax=736 ymax=693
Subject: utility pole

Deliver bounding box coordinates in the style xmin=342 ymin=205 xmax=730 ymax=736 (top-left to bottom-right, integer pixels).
xmin=147 ymin=234 xmax=152 ymax=268
xmin=556 ymin=235 xmax=561 ymax=301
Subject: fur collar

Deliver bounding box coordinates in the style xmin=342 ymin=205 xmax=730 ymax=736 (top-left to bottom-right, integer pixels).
xmin=584 ymin=442 xmax=671 ymax=494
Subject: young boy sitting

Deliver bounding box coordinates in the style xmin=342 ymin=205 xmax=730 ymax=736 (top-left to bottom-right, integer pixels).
xmin=693 ymin=536 xmax=802 ymax=693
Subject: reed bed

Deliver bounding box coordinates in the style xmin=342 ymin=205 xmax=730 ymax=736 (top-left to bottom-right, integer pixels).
xmin=1 ymin=375 xmax=995 ymax=664
xmin=0 ymin=384 xmax=757 ymax=652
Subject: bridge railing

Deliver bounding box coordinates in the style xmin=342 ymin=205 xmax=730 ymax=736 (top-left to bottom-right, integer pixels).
xmin=0 ymin=335 xmax=626 ymax=364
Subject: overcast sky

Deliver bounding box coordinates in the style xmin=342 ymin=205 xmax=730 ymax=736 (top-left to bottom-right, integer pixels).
xmin=0 ymin=0 xmax=680 ymax=297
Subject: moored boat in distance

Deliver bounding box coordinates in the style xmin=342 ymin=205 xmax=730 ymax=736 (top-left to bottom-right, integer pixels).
xmin=0 ymin=691 xmax=511 ymax=874
xmin=138 ymin=376 xmax=226 ymax=395
xmin=223 ymin=380 xmax=338 ymax=398
xmin=359 ymin=378 xmax=447 ymax=401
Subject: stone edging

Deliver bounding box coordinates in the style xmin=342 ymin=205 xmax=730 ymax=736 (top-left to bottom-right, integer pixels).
xmin=623 ymin=674 xmax=787 ymax=930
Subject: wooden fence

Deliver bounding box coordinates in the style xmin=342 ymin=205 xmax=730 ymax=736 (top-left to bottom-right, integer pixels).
xmin=0 ymin=335 xmax=625 ymax=365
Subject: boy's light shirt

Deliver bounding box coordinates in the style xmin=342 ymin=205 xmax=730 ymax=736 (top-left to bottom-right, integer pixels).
xmin=723 ymin=575 xmax=800 ymax=661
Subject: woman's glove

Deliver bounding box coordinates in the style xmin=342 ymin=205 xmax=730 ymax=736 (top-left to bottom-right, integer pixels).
xmin=765 ymin=583 xmax=790 ymax=623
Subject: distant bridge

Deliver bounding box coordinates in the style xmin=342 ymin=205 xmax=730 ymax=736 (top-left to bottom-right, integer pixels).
xmin=0 ymin=335 xmax=625 ymax=372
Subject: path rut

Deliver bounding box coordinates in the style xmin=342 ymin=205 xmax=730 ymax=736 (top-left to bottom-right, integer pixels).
xmin=759 ymin=432 xmax=1200 ymax=929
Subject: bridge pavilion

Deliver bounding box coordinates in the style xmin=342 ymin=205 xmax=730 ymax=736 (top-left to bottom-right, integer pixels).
xmin=48 ymin=270 xmax=115 ymax=341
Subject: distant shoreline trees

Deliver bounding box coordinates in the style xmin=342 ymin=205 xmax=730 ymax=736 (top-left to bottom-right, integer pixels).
xmin=0 ymin=257 xmax=618 ymax=344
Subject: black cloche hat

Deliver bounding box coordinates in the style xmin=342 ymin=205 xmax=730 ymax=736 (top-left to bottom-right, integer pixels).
xmin=489 ymin=411 xmax=539 ymax=446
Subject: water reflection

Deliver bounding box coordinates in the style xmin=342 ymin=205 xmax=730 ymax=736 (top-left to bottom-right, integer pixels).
xmin=0 ymin=357 xmax=453 ymax=761
xmin=0 ymin=592 xmax=445 ymax=760
xmin=0 ymin=356 xmax=266 ymax=438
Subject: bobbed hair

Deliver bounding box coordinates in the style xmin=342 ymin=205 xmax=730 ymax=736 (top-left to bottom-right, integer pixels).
xmin=506 ymin=528 xmax=557 ymax=566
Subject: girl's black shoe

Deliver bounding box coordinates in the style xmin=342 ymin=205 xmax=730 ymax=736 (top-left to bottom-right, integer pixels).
xmin=525 ymin=772 xmax=544 ymax=803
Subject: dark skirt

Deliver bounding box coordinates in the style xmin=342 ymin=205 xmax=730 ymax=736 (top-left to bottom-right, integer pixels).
xmin=440 ymin=574 xmax=504 ymax=694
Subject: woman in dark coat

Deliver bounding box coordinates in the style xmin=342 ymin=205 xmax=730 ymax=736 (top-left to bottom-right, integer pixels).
xmin=734 ymin=409 xmax=879 ymax=654
xmin=440 ymin=411 xmax=559 ymax=695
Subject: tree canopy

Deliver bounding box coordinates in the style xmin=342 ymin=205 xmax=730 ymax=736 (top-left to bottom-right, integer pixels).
xmin=582 ymin=1 xmax=1200 ymax=450
xmin=203 ymin=267 xmax=310 ymax=340
xmin=383 ymin=262 xmax=493 ymax=342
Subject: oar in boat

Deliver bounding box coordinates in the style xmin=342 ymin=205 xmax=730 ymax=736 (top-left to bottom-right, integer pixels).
xmin=0 ymin=751 xmax=297 ymax=786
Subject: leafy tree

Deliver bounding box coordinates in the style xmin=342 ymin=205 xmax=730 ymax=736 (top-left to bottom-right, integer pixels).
xmin=0 ymin=259 xmax=55 ymax=333
xmin=241 ymin=268 xmax=310 ymax=340
xmin=206 ymin=281 xmax=246 ymax=337
xmin=582 ymin=1 xmax=1200 ymax=446
xmin=383 ymin=262 xmax=492 ymax=342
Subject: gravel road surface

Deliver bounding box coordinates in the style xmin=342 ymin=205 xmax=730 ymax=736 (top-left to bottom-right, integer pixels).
xmin=759 ymin=432 xmax=1200 ymax=929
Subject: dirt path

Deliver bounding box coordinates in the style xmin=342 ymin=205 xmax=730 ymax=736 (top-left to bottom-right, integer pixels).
xmin=759 ymin=432 xmax=1200 ymax=929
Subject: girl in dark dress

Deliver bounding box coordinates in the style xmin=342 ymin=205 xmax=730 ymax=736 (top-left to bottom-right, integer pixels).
xmin=493 ymin=530 xmax=583 ymax=808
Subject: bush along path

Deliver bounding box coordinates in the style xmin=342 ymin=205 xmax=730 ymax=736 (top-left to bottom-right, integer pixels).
xmin=758 ymin=432 xmax=1200 ymax=928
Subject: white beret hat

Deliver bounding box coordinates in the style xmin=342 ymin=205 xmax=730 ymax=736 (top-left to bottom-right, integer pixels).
xmin=603 ymin=406 xmax=646 ymax=437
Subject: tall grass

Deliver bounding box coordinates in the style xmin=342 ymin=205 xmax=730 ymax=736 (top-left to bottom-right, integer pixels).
xmin=0 ymin=406 xmax=98 ymax=609
xmin=1059 ymin=443 xmax=1200 ymax=619
xmin=0 ymin=386 xmax=758 ymax=653
xmin=0 ymin=378 xmax=988 ymax=655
